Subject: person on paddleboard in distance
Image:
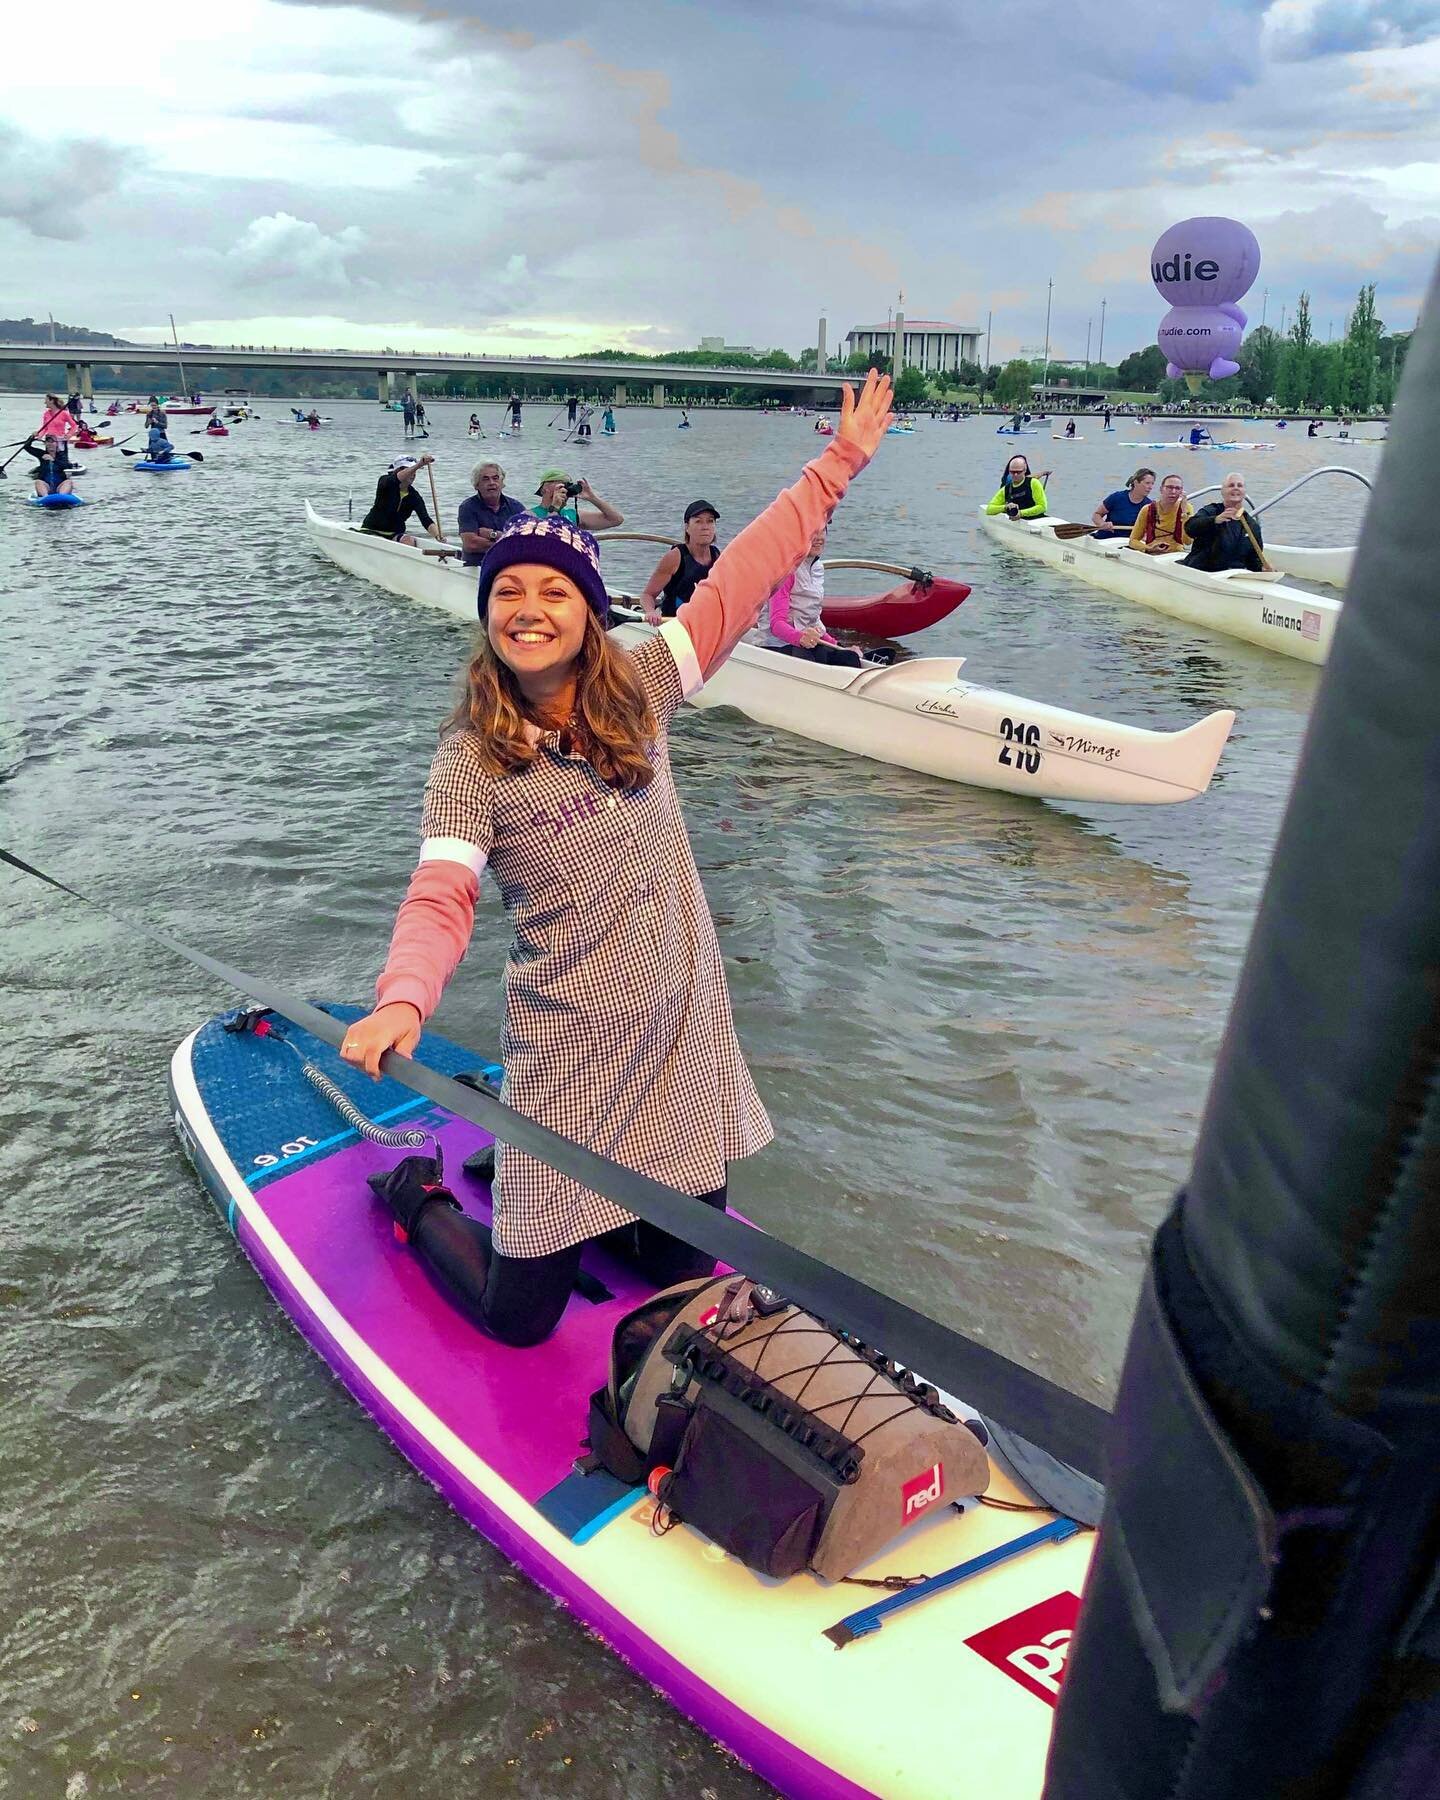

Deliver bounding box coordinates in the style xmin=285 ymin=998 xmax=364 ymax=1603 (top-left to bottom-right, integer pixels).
xmin=1103 ymin=406 xmax=1113 ymax=429
xmin=678 ymin=408 xmax=692 ymax=428
xmin=533 ymin=469 xmax=623 ymax=532
xmin=642 ymin=500 xmax=722 ymax=624
xmin=1064 ymin=418 xmax=1077 ymax=438
xmin=601 ymin=405 xmax=616 ymax=435
xmin=360 ymin=453 xmax=445 ymax=546
xmin=145 ymin=417 xmax=178 ymax=464
xmin=458 ymin=461 xmax=526 ymax=567
xmin=1182 ymin=470 xmax=1266 ymax=573
xmin=743 ymin=519 xmax=864 ymax=669
xmin=468 ymin=413 xmax=482 ymax=437
xmin=1128 ymin=472 xmax=1193 ymax=556
xmin=507 ymin=392 xmax=523 ymax=429
xmin=1092 ymin=467 xmax=1155 ymax=538
xmin=402 ymin=389 xmax=417 ymax=439
xmin=339 ymin=372 xmax=896 ymax=1348
xmin=23 ymin=433 xmax=75 ymax=496
xmin=566 ymin=391 xmax=578 ymax=426
xmin=985 ymin=454 xmax=1048 ymax=519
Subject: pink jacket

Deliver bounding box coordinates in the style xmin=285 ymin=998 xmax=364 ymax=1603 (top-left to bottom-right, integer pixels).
xmin=375 ymin=436 xmax=869 ymax=1022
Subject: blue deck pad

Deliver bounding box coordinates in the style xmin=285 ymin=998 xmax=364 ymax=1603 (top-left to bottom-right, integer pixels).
xmin=189 ymin=1003 xmax=502 ymax=1187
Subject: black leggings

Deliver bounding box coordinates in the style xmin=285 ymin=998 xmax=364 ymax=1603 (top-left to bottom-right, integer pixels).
xmin=778 ymin=642 xmax=864 ymax=668
xmin=409 ymin=1187 xmax=726 ymax=1348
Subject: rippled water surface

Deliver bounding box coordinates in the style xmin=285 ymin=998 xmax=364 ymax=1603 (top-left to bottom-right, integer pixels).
xmin=0 ymin=394 xmax=1379 ymax=1795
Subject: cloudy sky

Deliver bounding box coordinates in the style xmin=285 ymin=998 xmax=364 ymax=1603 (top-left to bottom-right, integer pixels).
xmin=4 ymin=0 xmax=1437 ymax=365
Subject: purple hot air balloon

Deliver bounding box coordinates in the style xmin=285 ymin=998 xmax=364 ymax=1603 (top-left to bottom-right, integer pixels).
xmin=1151 ymin=215 xmax=1261 ymax=390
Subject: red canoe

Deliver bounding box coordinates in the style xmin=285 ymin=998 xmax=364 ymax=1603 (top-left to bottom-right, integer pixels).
xmin=205 ymin=425 xmax=230 ymax=436
xmin=821 ymin=576 xmax=970 ymax=638
xmin=166 ymin=405 xmax=216 ymax=416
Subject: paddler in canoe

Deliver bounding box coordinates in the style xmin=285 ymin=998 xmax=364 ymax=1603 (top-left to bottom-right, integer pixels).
xmin=339 ymin=371 xmax=896 ymax=1346
xmin=533 ymin=469 xmax=623 ymax=532
xmin=641 ymin=499 xmax=721 ymax=624
xmin=1127 ymin=472 xmax=1193 ymax=555
xmin=1181 ymin=470 xmax=1267 ymax=572
xmin=984 ymin=454 xmax=1048 ymax=519
xmin=457 ymin=461 xmax=526 ymax=566
xmin=743 ymin=519 xmax=865 ymax=668
xmin=22 ymin=433 xmax=76 ymax=497
xmin=1092 ymin=467 xmax=1156 ymax=538
xmin=359 ymin=453 xmax=446 ymax=546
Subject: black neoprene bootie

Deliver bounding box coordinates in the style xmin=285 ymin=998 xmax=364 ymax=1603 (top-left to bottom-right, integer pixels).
xmin=366 ymin=1155 xmax=462 ymax=1243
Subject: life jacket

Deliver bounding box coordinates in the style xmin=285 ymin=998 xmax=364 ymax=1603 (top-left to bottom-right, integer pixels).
xmin=583 ymin=1276 xmax=991 ymax=1580
xmin=660 ymin=541 xmax=721 ymax=615
xmin=1004 ymin=472 xmax=1038 ymax=512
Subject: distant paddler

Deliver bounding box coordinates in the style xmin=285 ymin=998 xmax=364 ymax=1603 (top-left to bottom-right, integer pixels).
xmin=533 ymin=470 xmax=623 ymax=531
xmin=360 ymin=453 xmax=445 ymax=546
xmin=1092 ymin=467 xmax=1155 ymax=538
xmin=145 ymin=412 xmax=178 ymax=465
xmin=39 ymin=393 xmax=80 ymax=442
xmin=467 ymin=413 xmax=483 ymax=438
xmin=22 ymin=433 xmax=76 ymax=497
xmin=507 ymin=392 xmax=523 ymax=430
xmin=601 ymin=406 xmax=616 ymax=435
xmin=1128 ymin=473 xmax=1193 ymax=555
xmin=985 ymin=454 xmax=1048 ymax=519
xmin=642 ymin=499 xmax=722 ymax=624
xmin=1186 ymin=424 xmax=1215 ymax=447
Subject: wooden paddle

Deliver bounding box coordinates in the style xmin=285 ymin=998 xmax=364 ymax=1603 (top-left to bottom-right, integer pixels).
xmin=1052 ymin=522 xmax=1107 ymax=541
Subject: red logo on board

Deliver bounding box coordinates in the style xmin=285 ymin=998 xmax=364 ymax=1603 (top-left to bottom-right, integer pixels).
xmin=965 ymin=1591 xmax=1082 ymax=1707
xmin=900 ymin=1461 xmax=944 ymax=1524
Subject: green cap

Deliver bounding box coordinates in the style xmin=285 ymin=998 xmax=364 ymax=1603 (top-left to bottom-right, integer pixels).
xmin=535 ymin=469 xmax=569 ymax=494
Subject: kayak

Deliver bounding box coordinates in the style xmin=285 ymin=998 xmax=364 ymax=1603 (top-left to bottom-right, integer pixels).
xmin=162 ymin=404 xmax=215 ymax=416
xmin=170 ymin=1006 xmax=1096 ymax=1800
xmin=886 ymin=426 xmax=915 ymax=435
xmin=1118 ymin=441 xmax=1277 ymax=452
xmin=995 ymin=428 xmax=1040 ymax=436
xmin=820 ymin=577 xmax=971 ymax=637
xmin=28 ymin=492 xmax=85 ymax=508
xmin=303 ymin=505 xmax=1232 ymax=803
xmin=205 ymin=426 xmax=230 ymax=437
xmin=979 ymin=509 xmax=1346 ymax=664
xmin=73 ymin=437 xmax=113 ymax=449
xmin=134 ymin=458 xmax=193 ymax=473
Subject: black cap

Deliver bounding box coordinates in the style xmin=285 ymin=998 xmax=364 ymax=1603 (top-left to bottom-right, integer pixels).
xmin=684 ymin=499 xmax=720 ymax=522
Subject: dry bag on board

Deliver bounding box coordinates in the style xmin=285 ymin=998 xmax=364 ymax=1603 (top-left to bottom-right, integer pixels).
xmin=584 ymin=1275 xmax=991 ymax=1580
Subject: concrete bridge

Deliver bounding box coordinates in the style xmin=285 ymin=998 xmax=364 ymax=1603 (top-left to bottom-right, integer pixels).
xmin=0 ymin=342 xmax=849 ymax=406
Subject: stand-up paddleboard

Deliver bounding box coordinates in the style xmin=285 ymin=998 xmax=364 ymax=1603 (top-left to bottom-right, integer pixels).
xmin=28 ymin=491 xmax=86 ymax=507
xmin=134 ymin=458 xmax=193 ymax=473
xmin=171 ymin=1004 xmax=1094 ymax=1800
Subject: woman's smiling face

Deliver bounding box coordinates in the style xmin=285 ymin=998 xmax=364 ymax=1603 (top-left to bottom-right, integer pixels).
xmin=486 ymin=564 xmax=589 ymax=680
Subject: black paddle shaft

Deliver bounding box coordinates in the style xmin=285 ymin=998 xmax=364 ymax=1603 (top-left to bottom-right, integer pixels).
xmin=0 ymin=845 xmax=1108 ymax=1499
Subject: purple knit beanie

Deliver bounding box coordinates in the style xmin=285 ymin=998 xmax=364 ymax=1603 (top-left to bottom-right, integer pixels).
xmin=477 ymin=514 xmax=609 ymax=620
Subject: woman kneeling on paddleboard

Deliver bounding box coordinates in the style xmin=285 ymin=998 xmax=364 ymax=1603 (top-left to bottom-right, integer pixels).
xmin=341 ymin=371 xmax=894 ymax=1346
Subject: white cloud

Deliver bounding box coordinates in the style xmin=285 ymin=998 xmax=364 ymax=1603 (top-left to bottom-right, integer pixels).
xmin=225 ymin=212 xmax=367 ymax=289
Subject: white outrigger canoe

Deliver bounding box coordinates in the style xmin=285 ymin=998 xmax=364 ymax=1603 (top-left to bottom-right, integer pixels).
xmin=307 ymin=503 xmax=1234 ymax=805
xmin=978 ymin=510 xmax=1347 ymax=666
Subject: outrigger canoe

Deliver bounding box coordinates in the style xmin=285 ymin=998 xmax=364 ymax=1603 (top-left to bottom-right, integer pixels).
xmin=979 ymin=510 xmax=1347 ymax=665
xmin=1118 ymin=440 xmax=1276 ymax=452
xmin=306 ymin=503 xmax=1234 ymax=804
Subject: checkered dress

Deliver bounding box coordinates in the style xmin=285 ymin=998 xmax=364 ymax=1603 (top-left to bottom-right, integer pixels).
xmin=420 ymin=629 xmax=773 ymax=1257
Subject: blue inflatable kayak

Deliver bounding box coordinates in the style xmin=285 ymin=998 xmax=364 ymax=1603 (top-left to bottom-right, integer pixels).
xmin=134 ymin=458 xmax=192 ymax=473
xmin=28 ymin=491 xmax=86 ymax=508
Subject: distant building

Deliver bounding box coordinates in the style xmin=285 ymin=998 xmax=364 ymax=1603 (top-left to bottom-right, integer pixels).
xmin=699 ymin=336 xmax=760 ymax=357
xmin=845 ymin=319 xmax=982 ymax=371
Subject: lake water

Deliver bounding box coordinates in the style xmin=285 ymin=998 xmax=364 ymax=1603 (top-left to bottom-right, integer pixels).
xmin=0 ymin=393 xmax=1378 ymax=1796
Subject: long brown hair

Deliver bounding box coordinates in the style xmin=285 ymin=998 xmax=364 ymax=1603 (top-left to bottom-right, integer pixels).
xmin=444 ymin=611 xmax=658 ymax=790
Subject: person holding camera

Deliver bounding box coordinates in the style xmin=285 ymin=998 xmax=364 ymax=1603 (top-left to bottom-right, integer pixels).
xmin=532 ymin=469 xmax=624 ymax=532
